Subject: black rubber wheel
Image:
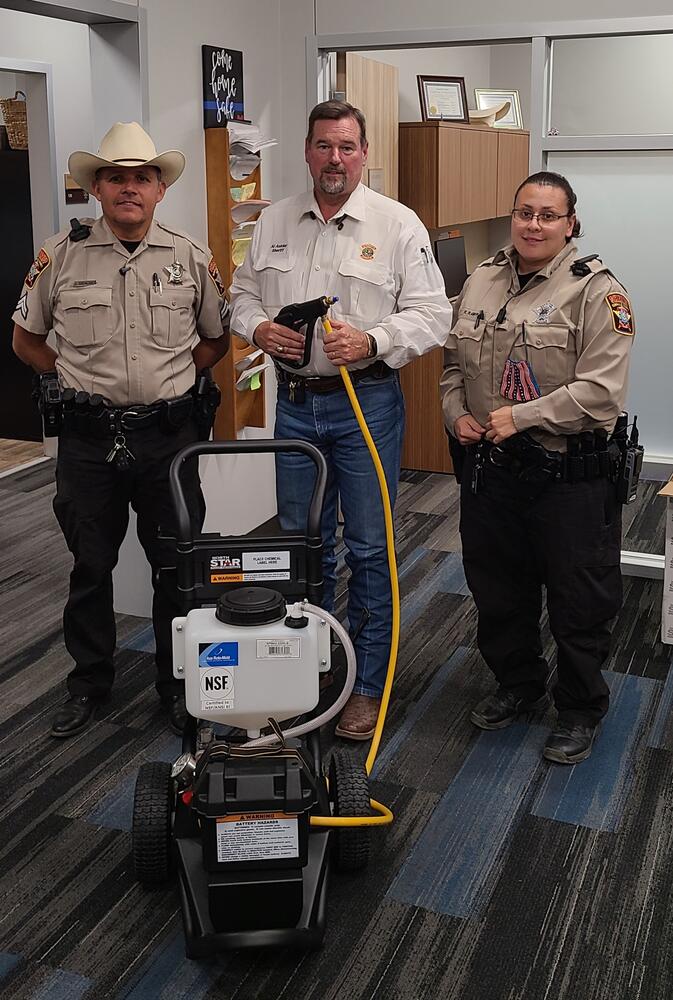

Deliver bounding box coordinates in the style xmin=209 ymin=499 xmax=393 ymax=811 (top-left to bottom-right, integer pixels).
xmin=328 ymin=748 xmax=371 ymax=872
xmin=132 ymin=761 xmax=174 ymax=886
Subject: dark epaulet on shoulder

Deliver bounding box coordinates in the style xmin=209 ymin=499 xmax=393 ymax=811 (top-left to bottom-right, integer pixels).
xmin=69 ymin=218 xmax=93 ymax=242
xmin=570 ymin=253 xmax=602 ymax=277
xmin=155 ymin=221 xmax=208 ymax=256
xmin=479 ymin=251 xmax=503 ymax=268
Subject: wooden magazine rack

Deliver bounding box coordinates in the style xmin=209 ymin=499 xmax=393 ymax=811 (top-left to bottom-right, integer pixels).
xmin=204 ymin=126 xmax=265 ymax=439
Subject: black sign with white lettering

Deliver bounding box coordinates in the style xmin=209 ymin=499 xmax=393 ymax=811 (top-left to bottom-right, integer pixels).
xmin=202 ymin=45 xmax=244 ymax=128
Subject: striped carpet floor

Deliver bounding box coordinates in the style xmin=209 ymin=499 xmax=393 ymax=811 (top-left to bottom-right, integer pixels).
xmin=0 ymin=462 xmax=671 ymax=999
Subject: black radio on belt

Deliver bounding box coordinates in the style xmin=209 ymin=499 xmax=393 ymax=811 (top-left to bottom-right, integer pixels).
xmin=273 ymin=295 xmax=339 ymax=369
xmin=192 ymin=367 xmax=221 ymax=440
xmin=613 ymin=413 xmax=644 ymax=505
xmin=32 ymin=371 xmax=62 ymax=437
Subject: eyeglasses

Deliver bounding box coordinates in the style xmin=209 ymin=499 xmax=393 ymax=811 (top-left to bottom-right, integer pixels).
xmin=511 ymin=208 xmax=570 ymax=226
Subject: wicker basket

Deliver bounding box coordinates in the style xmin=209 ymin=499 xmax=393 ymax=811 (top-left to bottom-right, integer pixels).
xmin=0 ymin=91 xmax=28 ymax=150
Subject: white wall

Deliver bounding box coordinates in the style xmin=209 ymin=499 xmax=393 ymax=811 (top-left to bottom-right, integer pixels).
xmin=140 ymin=0 xmax=285 ymax=537
xmin=90 ymin=22 xmax=143 ymax=140
xmin=359 ymin=45 xmax=491 ymax=122
xmin=489 ymin=42 xmax=530 ymax=130
xmin=141 ymin=0 xmax=283 ymax=240
xmin=315 ymin=1 xmax=673 ymax=33
xmin=0 ymin=70 xmax=18 ymax=99
xmin=551 ymin=35 xmax=673 ymax=135
xmin=0 ymin=9 xmax=94 ymax=241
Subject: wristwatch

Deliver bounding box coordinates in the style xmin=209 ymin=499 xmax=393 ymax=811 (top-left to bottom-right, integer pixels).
xmin=365 ymin=333 xmax=378 ymax=359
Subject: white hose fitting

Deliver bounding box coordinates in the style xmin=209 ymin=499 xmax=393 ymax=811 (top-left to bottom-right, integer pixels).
xmin=244 ymin=602 xmax=356 ymax=747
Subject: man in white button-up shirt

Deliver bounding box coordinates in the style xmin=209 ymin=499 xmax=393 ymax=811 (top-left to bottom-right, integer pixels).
xmin=230 ymin=101 xmax=452 ymax=740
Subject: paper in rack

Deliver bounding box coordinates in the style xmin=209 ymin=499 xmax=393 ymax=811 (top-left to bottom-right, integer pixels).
xmin=228 ymin=120 xmax=278 ymax=154
xmin=235 ymin=361 xmax=270 ymax=391
xmin=231 ymin=199 xmax=271 ymax=224
xmin=232 ymin=237 xmax=252 ymax=267
xmin=229 ymin=153 xmax=261 ymax=180
xmin=235 ymin=348 xmax=263 ymax=373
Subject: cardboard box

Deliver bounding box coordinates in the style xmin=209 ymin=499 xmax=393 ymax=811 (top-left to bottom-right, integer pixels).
xmin=659 ymin=478 xmax=673 ymax=644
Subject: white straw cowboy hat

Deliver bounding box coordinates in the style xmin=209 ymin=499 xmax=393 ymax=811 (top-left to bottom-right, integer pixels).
xmin=68 ymin=121 xmax=185 ymax=194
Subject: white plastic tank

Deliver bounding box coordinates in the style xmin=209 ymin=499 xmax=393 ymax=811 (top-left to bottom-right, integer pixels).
xmin=172 ymin=589 xmax=321 ymax=731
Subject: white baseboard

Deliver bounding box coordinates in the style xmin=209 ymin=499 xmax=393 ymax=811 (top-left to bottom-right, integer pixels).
xmin=643 ymin=453 xmax=673 ymax=481
xmin=621 ymin=549 xmax=664 ymax=579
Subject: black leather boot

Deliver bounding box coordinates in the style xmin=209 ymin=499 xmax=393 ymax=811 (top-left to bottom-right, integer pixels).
xmin=162 ymin=693 xmax=187 ymax=735
xmin=51 ymin=695 xmax=98 ymax=738
xmin=470 ymin=688 xmax=551 ymax=730
xmin=543 ymin=723 xmax=600 ymax=764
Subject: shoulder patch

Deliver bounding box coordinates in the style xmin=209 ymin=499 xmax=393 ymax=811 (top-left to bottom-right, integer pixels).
xmin=605 ymin=292 xmax=633 ymax=335
xmin=24 ymin=248 xmax=51 ymax=289
xmin=208 ymin=255 xmax=226 ymax=297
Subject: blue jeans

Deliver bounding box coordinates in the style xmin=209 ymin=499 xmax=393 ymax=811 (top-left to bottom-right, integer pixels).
xmin=274 ymin=372 xmax=405 ymax=697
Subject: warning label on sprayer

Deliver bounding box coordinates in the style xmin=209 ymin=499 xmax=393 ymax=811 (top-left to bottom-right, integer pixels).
xmin=210 ymin=571 xmax=291 ymax=584
xmin=216 ymin=813 xmax=299 ymax=862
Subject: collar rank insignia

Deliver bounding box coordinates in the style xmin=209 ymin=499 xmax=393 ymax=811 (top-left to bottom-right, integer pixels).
xmin=532 ymin=301 xmax=555 ymax=324
xmin=360 ymin=243 xmax=376 ymax=260
xmin=605 ymin=292 xmax=634 ymax=335
xmin=164 ymin=261 xmax=184 ymax=284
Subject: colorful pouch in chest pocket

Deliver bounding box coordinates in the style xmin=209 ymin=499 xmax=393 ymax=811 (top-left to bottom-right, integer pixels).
xmin=500 ymin=322 xmax=541 ymax=402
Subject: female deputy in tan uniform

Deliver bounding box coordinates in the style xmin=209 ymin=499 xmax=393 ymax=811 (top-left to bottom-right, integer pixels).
xmin=440 ymin=170 xmax=634 ymax=765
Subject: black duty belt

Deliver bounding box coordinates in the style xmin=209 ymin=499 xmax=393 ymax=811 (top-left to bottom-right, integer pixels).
xmin=275 ymin=360 xmax=392 ymax=395
xmin=61 ymin=389 xmax=195 ymax=438
xmin=474 ymin=433 xmax=620 ymax=485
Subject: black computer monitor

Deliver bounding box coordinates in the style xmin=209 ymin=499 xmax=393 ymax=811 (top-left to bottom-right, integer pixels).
xmin=433 ymin=234 xmax=468 ymax=298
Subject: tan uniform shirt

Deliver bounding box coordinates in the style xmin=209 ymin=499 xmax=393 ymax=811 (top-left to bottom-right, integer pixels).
xmin=12 ymin=216 xmax=228 ymax=406
xmin=230 ymin=183 xmax=452 ymax=376
xmin=440 ymin=242 xmax=635 ymax=452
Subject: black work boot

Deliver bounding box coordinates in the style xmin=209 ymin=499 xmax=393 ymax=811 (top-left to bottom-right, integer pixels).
xmin=51 ymin=695 xmax=98 ymax=738
xmin=470 ymin=688 xmax=551 ymax=730
xmin=543 ymin=723 xmax=600 ymax=764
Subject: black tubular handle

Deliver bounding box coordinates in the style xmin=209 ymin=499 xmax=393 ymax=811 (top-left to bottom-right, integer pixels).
xmin=169 ymin=438 xmax=328 ymax=545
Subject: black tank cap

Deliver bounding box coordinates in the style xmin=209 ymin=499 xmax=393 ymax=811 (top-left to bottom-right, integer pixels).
xmin=216 ymin=587 xmax=286 ymax=626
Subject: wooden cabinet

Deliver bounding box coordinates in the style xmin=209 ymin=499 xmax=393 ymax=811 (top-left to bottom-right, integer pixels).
xmin=204 ymin=126 xmax=265 ymax=440
xmin=399 ymin=121 xmax=529 ymax=229
xmin=398 ymin=121 xmax=529 ymax=474
xmin=399 ymin=347 xmax=450 ymax=475
xmin=496 ymin=130 xmax=530 ymax=217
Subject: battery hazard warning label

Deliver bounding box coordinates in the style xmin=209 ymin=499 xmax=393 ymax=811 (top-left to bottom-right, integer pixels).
xmin=216 ymin=812 xmax=299 ymax=863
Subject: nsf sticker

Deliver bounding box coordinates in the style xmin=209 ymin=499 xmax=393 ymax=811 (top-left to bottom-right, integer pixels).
xmin=200 ymin=668 xmax=235 ymax=710
xmin=199 ymin=641 xmax=238 ymax=667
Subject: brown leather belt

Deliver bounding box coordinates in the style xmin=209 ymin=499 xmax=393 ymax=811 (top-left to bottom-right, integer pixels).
xmin=275 ymin=360 xmax=392 ymax=394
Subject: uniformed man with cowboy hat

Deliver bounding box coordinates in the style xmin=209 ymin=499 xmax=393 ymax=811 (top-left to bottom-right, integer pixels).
xmin=12 ymin=121 xmax=230 ymax=738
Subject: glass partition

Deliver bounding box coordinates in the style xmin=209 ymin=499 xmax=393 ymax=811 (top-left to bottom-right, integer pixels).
xmin=548 ymin=150 xmax=673 ymax=459
xmin=550 ymin=35 xmax=673 ymax=136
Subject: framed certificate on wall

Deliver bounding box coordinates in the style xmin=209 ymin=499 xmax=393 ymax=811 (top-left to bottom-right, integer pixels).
xmin=417 ymin=76 xmax=469 ymax=124
xmin=475 ymin=88 xmax=523 ymax=129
